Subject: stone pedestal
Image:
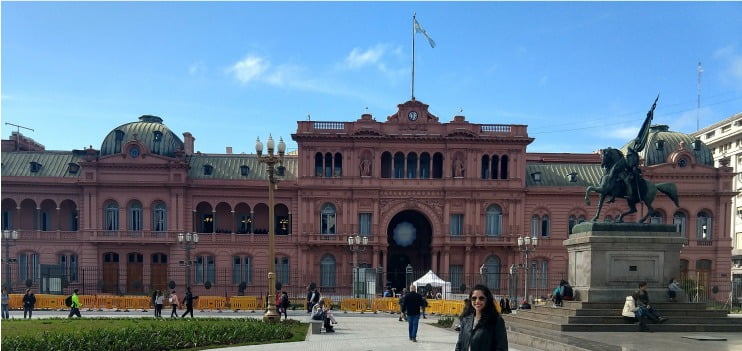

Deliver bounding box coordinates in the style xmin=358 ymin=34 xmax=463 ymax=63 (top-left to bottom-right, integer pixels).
xmin=564 ymin=222 xmax=685 ymax=302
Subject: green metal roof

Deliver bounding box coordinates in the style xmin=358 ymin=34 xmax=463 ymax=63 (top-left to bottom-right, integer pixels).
xmin=1 ymin=151 xmax=84 ymax=178
xmin=621 ymin=125 xmax=713 ymax=167
xmin=525 ymin=163 xmax=603 ymax=187
xmin=100 ymin=115 xmax=184 ymax=158
xmin=188 ymin=154 xmax=298 ymax=180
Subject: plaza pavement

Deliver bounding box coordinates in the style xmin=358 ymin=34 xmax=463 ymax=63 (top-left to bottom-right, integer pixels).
xmin=7 ymin=309 xmax=742 ymax=350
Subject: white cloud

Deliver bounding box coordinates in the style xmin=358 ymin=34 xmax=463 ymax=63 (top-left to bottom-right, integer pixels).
xmin=227 ymin=55 xmax=270 ymax=84
xmin=713 ymin=45 xmax=742 ymax=90
xmin=345 ymin=45 xmax=386 ymax=69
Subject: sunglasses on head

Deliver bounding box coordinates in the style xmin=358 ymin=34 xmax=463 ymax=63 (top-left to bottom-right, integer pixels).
xmin=471 ymin=296 xmax=487 ymax=301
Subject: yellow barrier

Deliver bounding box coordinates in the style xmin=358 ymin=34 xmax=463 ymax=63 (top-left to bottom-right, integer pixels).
xmin=8 ymin=294 xmax=23 ymax=309
xmin=339 ymin=298 xmax=367 ymax=312
xmin=196 ymin=296 xmax=226 ymax=311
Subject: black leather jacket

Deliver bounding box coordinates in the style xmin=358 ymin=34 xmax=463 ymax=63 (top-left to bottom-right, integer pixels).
xmin=455 ymin=313 xmax=508 ymax=351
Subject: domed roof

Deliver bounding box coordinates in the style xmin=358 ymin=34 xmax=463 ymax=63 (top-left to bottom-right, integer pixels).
xmin=621 ymin=124 xmax=713 ymax=167
xmin=100 ymin=115 xmax=184 ymax=157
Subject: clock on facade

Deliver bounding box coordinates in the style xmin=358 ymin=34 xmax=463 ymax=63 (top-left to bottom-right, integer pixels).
xmin=408 ymin=111 xmax=419 ymax=121
xmin=129 ymin=147 xmax=140 ymax=158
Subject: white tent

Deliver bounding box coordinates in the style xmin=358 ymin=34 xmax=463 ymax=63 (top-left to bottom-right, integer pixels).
xmin=412 ymin=270 xmax=452 ymax=300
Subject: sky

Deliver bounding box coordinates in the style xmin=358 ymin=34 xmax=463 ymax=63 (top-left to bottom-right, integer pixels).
xmin=2 ymin=1 xmax=741 ymax=154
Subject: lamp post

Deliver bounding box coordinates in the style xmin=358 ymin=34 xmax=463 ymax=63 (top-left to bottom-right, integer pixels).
xmin=517 ymin=235 xmax=538 ymax=308
xmin=347 ymin=234 xmax=368 ymax=298
xmin=256 ymin=135 xmax=286 ymax=322
xmin=178 ymin=232 xmax=198 ymax=290
xmin=405 ymin=263 xmax=414 ymax=289
xmin=3 ymin=230 xmax=18 ymax=292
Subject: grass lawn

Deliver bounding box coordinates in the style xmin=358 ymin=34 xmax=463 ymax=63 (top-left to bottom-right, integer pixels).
xmin=1 ymin=317 xmax=308 ymax=351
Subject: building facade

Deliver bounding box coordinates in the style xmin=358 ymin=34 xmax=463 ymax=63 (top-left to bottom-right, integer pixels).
xmin=691 ymin=112 xmax=742 ymax=302
xmin=0 ymin=99 xmax=734 ymax=302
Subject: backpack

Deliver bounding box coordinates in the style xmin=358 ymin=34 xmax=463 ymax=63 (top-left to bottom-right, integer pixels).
xmin=562 ymin=284 xmax=574 ymax=298
xmin=65 ymin=296 xmax=73 ymax=307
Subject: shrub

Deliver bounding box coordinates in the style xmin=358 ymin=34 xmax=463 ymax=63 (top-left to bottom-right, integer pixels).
xmin=436 ymin=314 xmax=455 ymax=328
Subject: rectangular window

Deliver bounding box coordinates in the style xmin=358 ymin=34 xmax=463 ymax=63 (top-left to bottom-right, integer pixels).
xmin=59 ymin=254 xmax=78 ymax=282
xmin=359 ymin=213 xmax=372 ymax=236
xmin=18 ymin=253 xmax=40 ymax=282
xmin=2 ymin=211 xmax=11 ymax=230
xmin=450 ymin=214 xmax=463 ymax=236
xmin=485 ymin=213 xmax=502 ymax=236
xmin=153 ymin=208 xmax=166 ymax=232
xmin=232 ymin=256 xmax=251 ymax=284
xmin=531 ymin=216 xmax=539 ymax=236
xmin=276 ymin=257 xmax=290 ymax=285
xmin=41 ymin=212 xmax=49 ymax=231
xmin=130 ymin=208 xmax=143 ymax=231
xmin=450 ymin=265 xmax=463 ymax=290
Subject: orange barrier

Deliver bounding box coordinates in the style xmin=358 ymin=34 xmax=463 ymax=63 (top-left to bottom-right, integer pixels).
xmin=426 ymin=299 xmax=444 ymax=314
xmin=196 ymin=296 xmax=226 ymax=311
xmin=339 ymin=298 xmax=367 ymax=312
xmin=125 ymin=296 xmax=151 ymax=310
xmin=8 ymin=294 xmax=23 ymax=309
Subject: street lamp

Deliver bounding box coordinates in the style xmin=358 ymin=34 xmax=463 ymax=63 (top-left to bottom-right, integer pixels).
xmin=256 ymin=135 xmax=286 ymax=322
xmin=348 ymin=234 xmax=368 ymax=298
xmin=3 ymin=230 xmax=18 ymax=292
xmin=517 ymin=235 xmax=538 ymax=308
xmin=405 ymin=263 xmax=414 ymax=289
xmin=178 ymin=232 xmax=198 ymax=290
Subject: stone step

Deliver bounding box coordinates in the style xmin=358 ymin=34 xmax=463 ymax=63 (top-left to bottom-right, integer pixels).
xmin=510 ymin=310 xmax=738 ymax=325
xmin=504 ymin=314 xmax=741 ymax=332
xmin=559 ymin=301 xmax=708 ymax=310
xmin=529 ymin=305 xmax=728 ymax=317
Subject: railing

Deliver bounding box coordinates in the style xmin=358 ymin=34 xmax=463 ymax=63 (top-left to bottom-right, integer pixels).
xmin=480 ymin=125 xmax=512 ymax=133
xmin=313 ymin=121 xmax=345 ymax=130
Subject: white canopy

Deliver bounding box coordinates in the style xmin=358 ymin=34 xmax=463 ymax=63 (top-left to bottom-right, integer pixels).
xmin=412 ymin=270 xmax=451 ymax=299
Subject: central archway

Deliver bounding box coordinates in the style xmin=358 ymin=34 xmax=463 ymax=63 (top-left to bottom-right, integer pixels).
xmin=386 ymin=210 xmax=432 ymax=290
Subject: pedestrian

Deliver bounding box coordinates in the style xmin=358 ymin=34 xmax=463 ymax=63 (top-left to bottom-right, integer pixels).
xmin=278 ymin=291 xmax=289 ymax=320
xmin=2 ymin=287 xmax=10 ymax=319
xmin=68 ymin=288 xmax=82 ymax=318
xmin=22 ymin=288 xmax=36 ymax=319
xmin=306 ymin=286 xmax=312 ymax=313
xmin=455 ymin=284 xmax=508 ymax=351
xmin=402 ymin=284 xmax=427 ymax=342
xmin=499 ymin=296 xmax=512 ymax=314
xmin=169 ymin=290 xmax=180 ymax=318
xmin=181 ymin=287 xmax=195 ymax=318
xmin=154 ymin=290 xmax=164 ymax=317
xmin=398 ymin=288 xmax=407 ymax=322
xmin=307 ymin=286 xmax=320 ymax=314
xmin=151 ymin=290 xmax=157 ymax=309
xmin=633 ymin=281 xmax=668 ymax=332
xmin=667 ymin=277 xmax=681 ymax=302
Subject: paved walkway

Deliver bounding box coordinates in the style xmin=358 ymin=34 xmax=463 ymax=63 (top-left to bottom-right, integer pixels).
xmin=11 ymin=309 xmax=742 ymax=350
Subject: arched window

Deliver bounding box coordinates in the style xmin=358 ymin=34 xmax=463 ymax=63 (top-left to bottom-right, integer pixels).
xmin=320 ymin=254 xmax=336 ymax=287
xmin=432 ymin=153 xmax=443 ymax=179
xmin=485 ymin=205 xmax=502 ymax=236
xmin=531 ymin=215 xmax=539 ymax=236
xmin=407 ymin=152 xmax=418 ymax=178
xmin=568 ymin=215 xmax=577 ymax=234
xmin=650 ymin=211 xmax=665 ymax=224
xmin=129 ymin=201 xmax=143 ymax=231
xmin=673 ymin=211 xmax=687 ymax=238
xmin=381 ymin=152 xmax=392 ymax=178
xmin=314 ymin=153 xmax=323 ymax=177
xmin=420 ymin=153 xmax=431 ymax=179
xmin=484 ymin=255 xmax=501 ymax=290
xmin=481 ymin=155 xmax=490 ymax=179
xmin=541 ymin=215 xmax=550 ymax=237
xmin=232 ymin=255 xmax=252 ymax=284
xmin=697 ymin=211 xmax=712 ymax=240
xmin=105 ymin=202 xmax=119 ymax=231
xmin=18 ymin=252 xmax=40 ymax=282
xmin=500 ymin=155 xmax=509 ymax=179
xmin=320 ymin=203 xmax=337 ymax=235
xmin=152 ymin=203 xmax=167 ymax=232
xmin=334 ymin=153 xmax=343 ymax=177
xmin=393 ymin=152 xmax=405 ymax=178
xmin=275 ymin=256 xmax=290 ymax=285
xmin=324 ymin=153 xmax=333 ymax=177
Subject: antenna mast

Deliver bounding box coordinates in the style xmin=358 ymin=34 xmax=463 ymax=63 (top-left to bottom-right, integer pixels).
xmin=697 ymin=61 xmax=703 ymax=131
xmin=4 ymin=122 xmax=34 ymax=151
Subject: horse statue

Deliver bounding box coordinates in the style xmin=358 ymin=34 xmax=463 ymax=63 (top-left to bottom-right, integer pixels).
xmin=584 ymin=147 xmax=679 ymax=223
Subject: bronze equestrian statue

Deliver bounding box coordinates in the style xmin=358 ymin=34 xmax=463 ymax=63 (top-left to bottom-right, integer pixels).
xmin=584 ymin=96 xmax=679 ymax=223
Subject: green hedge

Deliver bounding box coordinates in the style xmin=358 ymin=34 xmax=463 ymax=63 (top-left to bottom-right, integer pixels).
xmin=2 ymin=318 xmax=303 ymax=351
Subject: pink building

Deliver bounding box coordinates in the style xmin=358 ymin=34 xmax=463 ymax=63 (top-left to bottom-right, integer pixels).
xmin=0 ymin=99 xmax=733 ymax=301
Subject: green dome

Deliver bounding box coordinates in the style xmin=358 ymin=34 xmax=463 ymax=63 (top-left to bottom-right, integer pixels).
xmin=622 ymin=124 xmax=713 ymax=167
xmin=100 ymin=115 xmax=184 ymax=157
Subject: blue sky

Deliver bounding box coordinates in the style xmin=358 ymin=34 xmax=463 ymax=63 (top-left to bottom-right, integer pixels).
xmin=2 ymin=2 xmax=741 ymax=154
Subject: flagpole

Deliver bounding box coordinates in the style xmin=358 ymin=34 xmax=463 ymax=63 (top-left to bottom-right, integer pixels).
xmin=412 ymin=13 xmax=416 ymax=101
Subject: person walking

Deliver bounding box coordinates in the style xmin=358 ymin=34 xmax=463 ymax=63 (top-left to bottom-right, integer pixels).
xmin=68 ymin=289 xmax=82 ymax=318
xmin=154 ymin=290 xmax=164 ymax=317
xmin=278 ymin=291 xmax=289 ymax=320
xmin=398 ymin=288 xmax=407 ymax=322
xmin=2 ymin=288 xmax=10 ymax=319
xmin=181 ymin=287 xmax=195 ymax=318
xmin=169 ymin=290 xmax=180 ymax=318
xmin=402 ymin=284 xmax=427 ymax=342
xmin=455 ymin=284 xmax=508 ymax=351
xmin=22 ymin=289 xmax=36 ymax=319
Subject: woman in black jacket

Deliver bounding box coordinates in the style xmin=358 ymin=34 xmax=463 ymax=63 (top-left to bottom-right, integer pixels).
xmin=455 ymin=284 xmax=508 ymax=351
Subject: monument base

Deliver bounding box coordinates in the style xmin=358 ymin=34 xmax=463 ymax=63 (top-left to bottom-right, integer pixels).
xmin=564 ymin=222 xmax=686 ymax=302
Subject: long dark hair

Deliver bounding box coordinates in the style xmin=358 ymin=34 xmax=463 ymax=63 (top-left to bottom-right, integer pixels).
xmin=465 ymin=284 xmax=500 ymax=322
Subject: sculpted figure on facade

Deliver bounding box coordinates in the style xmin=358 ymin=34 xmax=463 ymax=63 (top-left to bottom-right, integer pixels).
xmin=584 ymin=96 xmax=680 ymax=223
xmin=454 ymin=158 xmax=465 ymax=178
xmin=360 ymin=158 xmax=371 ymax=177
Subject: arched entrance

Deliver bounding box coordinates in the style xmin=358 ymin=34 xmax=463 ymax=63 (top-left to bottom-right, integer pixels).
xmin=386 ymin=210 xmax=432 ymax=290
